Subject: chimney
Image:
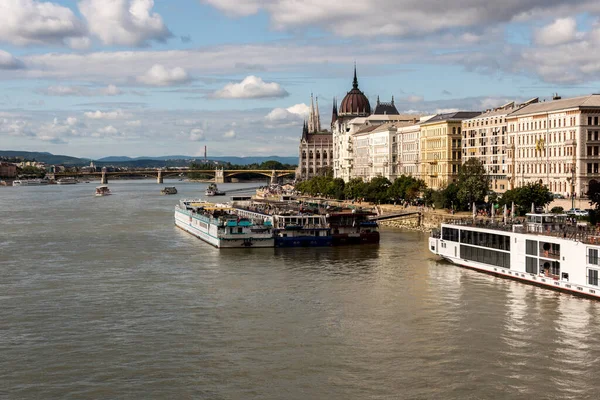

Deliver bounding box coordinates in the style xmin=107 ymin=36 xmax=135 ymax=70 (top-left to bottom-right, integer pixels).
xmin=204 ymin=145 xmax=207 ymax=161
xmin=553 ymin=93 xmax=561 ymax=100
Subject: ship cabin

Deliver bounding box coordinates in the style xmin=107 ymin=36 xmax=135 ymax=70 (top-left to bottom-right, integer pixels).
xmin=520 ymin=213 xmax=570 ymax=234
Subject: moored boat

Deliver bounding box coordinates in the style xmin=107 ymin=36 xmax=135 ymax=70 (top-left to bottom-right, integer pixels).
xmin=174 ymin=200 xmax=274 ymax=248
xmin=161 ymin=186 xmax=178 ymax=195
xmin=328 ymin=210 xmax=380 ymax=245
xmin=12 ymin=179 xmax=49 ymax=186
xmin=57 ymin=178 xmax=78 ymax=185
xmin=205 ymin=183 xmax=226 ymax=196
xmin=95 ymin=185 xmax=112 ymax=196
xmin=430 ymin=213 xmax=600 ymax=300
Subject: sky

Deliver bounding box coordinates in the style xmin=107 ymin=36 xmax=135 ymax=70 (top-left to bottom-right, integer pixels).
xmin=2 ymin=1 xmax=600 ymax=158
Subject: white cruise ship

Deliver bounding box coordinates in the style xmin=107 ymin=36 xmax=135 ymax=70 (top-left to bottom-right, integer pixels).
xmin=429 ymin=213 xmax=600 ymax=299
xmin=12 ymin=179 xmax=49 ymax=186
xmin=174 ymin=200 xmax=274 ymax=248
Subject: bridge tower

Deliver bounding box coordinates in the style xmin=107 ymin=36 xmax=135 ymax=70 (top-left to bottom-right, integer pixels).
xmin=270 ymin=169 xmax=277 ymax=185
xmin=157 ymin=169 xmax=163 ymax=184
xmin=101 ymin=167 xmax=108 ymax=184
xmin=215 ymin=168 xmax=225 ymax=183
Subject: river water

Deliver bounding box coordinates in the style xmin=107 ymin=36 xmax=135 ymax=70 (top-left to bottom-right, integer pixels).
xmin=2 ymin=180 xmax=600 ymax=399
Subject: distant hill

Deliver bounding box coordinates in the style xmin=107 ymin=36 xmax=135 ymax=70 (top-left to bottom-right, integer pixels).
xmin=0 ymin=151 xmax=89 ymax=165
xmin=1 ymin=151 xmax=298 ymax=167
xmin=96 ymin=155 xmax=298 ymax=165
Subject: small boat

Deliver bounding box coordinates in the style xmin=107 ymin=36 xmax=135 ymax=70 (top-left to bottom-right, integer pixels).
xmin=205 ymin=183 xmax=226 ymax=196
xmin=95 ymin=185 xmax=112 ymax=196
xmin=161 ymin=186 xmax=178 ymax=195
xmin=57 ymin=178 xmax=78 ymax=185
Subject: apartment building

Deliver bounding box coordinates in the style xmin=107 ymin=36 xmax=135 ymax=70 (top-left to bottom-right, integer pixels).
xmin=420 ymin=111 xmax=481 ymax=189
xmin=462 ymin=99 xmax=538 ymax=193
xmin=506 ymin=94 xmax=600 ymax=196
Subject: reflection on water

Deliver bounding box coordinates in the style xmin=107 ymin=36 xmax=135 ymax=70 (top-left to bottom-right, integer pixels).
xmin=2 ymin=181 xmax=600 ymax=399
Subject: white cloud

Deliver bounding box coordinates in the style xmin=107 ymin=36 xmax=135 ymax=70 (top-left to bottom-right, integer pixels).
xmin=201 ymin=0 xmax=600 ymax=38
xmin=0 ymin=0 xmax=87 ymax=46
xmin=84 ymin=110 xmax=132 ymax=119
xmin=403 ymin=95 xmax=424 ymax=103
xmin=189 ymin=128 xmax=205 ymax=141
xmin=79 ymin=0 xmax=171 ymax=46
xmin=92 ymin=125 xmax=121 ymax=137
xmin=41 ymin=84 xmax=123 ymax=97
xmin=534 ymin=17 xmax=578 ymax=46
xmin=0 ymin=50 xmax=24 ymax=69
xmin=137 ymin=64 xmax=191 ymax=86
xmin=125 ymin=120 xmax=142 ymax=127
xmin=223 ymin=129 xmax=236 ymax=138
xmin=101 ymin=84 xmax=122 ymax=96
xmin=38 ymin=135 xmax=67 ymax=144
xmin=265 ymin=103 xmax=308 ymax=124
xmin=212 ymin=75 xmax=288 ymax=99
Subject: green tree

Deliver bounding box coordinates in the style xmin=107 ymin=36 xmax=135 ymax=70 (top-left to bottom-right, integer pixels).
xmin=456 ymin=158 xmax=489 ymax=208
xmin=499 ymin=183 xmax=553 ymax=216
xmin=587 ymin=180 xmax=600 ymax=210
xmin=387 ymin=175 xmax=426 ymax=203
xmin=365 ymin=176 xmax=392 ymax=203
xmin=326 ymin=178 xmax=345 ymax=199
xmin=260 ymin=160 xmax=285 ymax=170
xmin=344 ymin=178 xmax=368 ymax=200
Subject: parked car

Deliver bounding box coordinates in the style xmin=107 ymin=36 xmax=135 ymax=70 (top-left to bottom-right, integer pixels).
xmin=553 ymin=193 xmax=565 ymax=199
xmin=566 ymin=208 xmax=589 ymax=217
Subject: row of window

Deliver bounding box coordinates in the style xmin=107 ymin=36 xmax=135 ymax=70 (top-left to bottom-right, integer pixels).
xmin=460 ymin=229 xmax=511 ymax=251
xmin=461 ymin=245 xmax=511 ymax=269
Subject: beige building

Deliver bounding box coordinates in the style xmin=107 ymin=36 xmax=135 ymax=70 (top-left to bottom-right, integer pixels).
xmin=396 ymin=120 xmax=427 ymax=178
xmin=506 ymin=94 xmax=600 ymax=197
xmin=420 ymin=111 xmax=481 ymax=189
xmin=462 ymin=99 xmax=538 ymax=193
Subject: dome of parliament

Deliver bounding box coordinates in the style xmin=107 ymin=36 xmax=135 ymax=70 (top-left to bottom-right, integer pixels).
xmin=339 ymin=67 xmax=371 ymax=116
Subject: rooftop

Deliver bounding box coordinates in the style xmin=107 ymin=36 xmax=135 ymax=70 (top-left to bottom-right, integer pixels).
xmin=509 ymin=94 xmax=600 ymax=117
xmin=420 ymin=111 xmax=481 ymax=125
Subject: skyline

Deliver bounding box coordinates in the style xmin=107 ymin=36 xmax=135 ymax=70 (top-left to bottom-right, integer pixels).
xmin=2 ymin=1 xmax=600 ymax=158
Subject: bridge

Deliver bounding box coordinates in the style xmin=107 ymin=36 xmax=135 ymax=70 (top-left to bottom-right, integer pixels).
xmin=369 ymin=211 xmax=422 ymax=223
xmin=53 ymin=168 xmax=295 ymax=184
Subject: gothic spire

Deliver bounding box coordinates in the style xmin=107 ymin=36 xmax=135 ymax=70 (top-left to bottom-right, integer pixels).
xmin=352 ymin=62 xmax=358 ymax=89
xmin=308 ymin=92 xmax=315 ymax=133
xmin=331 ymin=97 xmax=338 ymax=126
xmin=315 ymin=96 xmax=321 ymax=132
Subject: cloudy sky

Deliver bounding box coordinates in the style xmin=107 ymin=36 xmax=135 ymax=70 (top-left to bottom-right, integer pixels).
xmin=2 ymin=0 xmax=600 ymax=158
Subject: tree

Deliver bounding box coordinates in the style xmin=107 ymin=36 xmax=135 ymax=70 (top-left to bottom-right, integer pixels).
xmin=387 ymin=175 xmax=426 ymax=203
xmin=326 ymin=178 xmax=345 ymax=199
xmin=587 ymin=180 xmax=600 ymax=210
xmin=344 ymin=178 xmax=368 ymax=200
xmin=456 ymin=158 xmax=489 ymax=209
xmin=260 ymin=160 xmax=285 ymax=170
xmin=364 ymin=176 xmax=391 ymax=203
xmin=499 ymin=183 xmax=553 ymax=216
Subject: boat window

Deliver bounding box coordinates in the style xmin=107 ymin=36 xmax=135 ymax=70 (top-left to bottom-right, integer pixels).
xmin=442 ymin=227 xmax=459 ymax=242
xmin=526 ymin=240 xmax=538 ymax=256
xmin=460 ymin=245 xmax=510 ymax=268
xmin=526 ymin=257 xmax=537 ymax=274
xmin=589 ymin=269 xmax=599 ymax=286
xmin=589 ymin=249 xmax=599 ymax=265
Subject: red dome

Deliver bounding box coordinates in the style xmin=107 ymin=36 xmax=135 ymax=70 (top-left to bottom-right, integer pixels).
xmin=339 ymin=66 xmax=371 ymax=116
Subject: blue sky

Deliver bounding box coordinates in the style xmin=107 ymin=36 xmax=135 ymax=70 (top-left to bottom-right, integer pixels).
xmin=2 ymin=0 xmax=600 ymax=158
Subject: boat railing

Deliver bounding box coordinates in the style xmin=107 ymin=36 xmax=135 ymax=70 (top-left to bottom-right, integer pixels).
xmin=445 ymin=219 xmax=600 ymax=245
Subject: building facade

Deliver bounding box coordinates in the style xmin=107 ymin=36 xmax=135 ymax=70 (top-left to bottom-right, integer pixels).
xmin=0 ymin=162 xmax=17 ymax=178
xmin=506 ymin=94 xmax=600 ymax=197
xmin=297 ymin=94 xmax=333 ymax=180
xmin=461 ymin=99 xmax=538 ymax=193
xmin=396 ymin=122 xmax=423 ymax=178
xmin=420 ymin=112 xmax=481 ymax=189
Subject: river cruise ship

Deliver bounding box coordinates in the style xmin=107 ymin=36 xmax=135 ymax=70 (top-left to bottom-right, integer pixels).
xmin=430 ymin=213 xmax=600 ymax=299
xmin=174 ymin=200 xmax=274 ymax=248
xmin=12 ymin=179 xmax=49 ymax=186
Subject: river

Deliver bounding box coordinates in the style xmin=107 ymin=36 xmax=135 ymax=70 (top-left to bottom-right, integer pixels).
xmin=1 ymin=180 xmax=600 ymax=399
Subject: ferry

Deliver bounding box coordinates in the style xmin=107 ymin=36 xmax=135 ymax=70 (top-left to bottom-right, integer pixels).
xmin=328 ymin=210 xmax=380 ymax=245
xmin=161 ymin=186 xmax=178 ymax=195
xmin=174 ymin=200 xmax=274 ymax=248
xmin=205 ymin=183 xmax=226 ymax=196
xmin=429 ymin=213 xmax=600 ymax=300
xmin=95 ymin=185 xmax=112 ymax=196
xmin=12 ymin=179 xmax=49 ymax=186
